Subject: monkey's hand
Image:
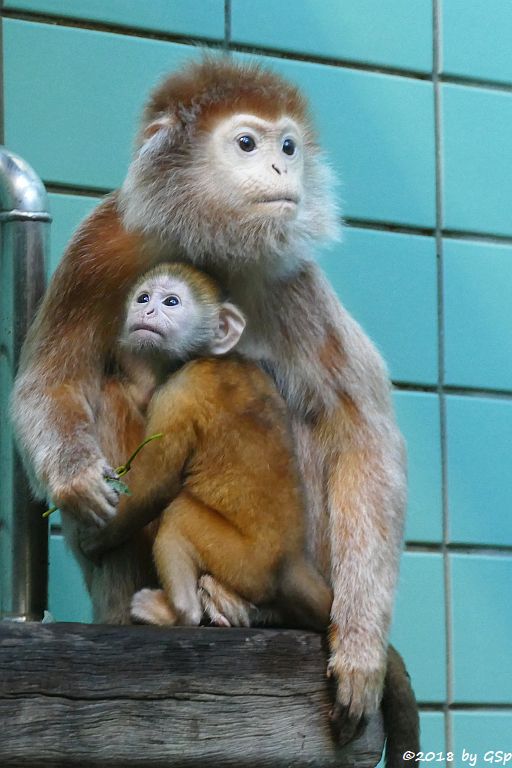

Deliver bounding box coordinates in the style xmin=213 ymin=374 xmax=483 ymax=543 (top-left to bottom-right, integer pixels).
xmin=79 ymin=524 xmax=112 ymax=563
xmin=326 ymin=624 xmax=386 ymax=744
xmin=49 ymin=458 xmax=120 ymax=528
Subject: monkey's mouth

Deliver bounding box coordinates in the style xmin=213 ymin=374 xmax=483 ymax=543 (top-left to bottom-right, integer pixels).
xmin=130 ymin=323 xmax=164 ymax=336
xmin=257 ymin=196 xmax=299 ymax=205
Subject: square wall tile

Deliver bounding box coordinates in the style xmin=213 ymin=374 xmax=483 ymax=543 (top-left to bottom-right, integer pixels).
xmin=393 ymin=392 xmax=442 ymax=543
xmin=390 ymin=552 xmax=446 ymax=703
xmin=442 ymin=0 xmax=512 ymax=86
xmin=446 ymin=396 xmax=512 ymax=547
xmin=443 ymin=84 xmax=512 ymax=237
xmin=49 ymin=535 xmax=92 ymax=622
xmin=238 ymin=54 xmax=436 ymax=228
xmin=453 ymin=712 xmax=512 ymax=755
xmin=451 ymin=554 xmax=512 ymax=703
xmin=444 ymin=238 xmax=512 ymax=392
xmin=322 ymin=228 xmax=438 ymax=385
xmin=4 ymin=19 xmax=196 ymax=190
xmin=232 ymin=0 xmax=432 ymax=74
xmin=48 ymin=193 xmax=103 ymax=277
xmin=419 ymin=712 xmax=445 ymax=754
xmin=4 ymin=0 xmax=225 ymax=39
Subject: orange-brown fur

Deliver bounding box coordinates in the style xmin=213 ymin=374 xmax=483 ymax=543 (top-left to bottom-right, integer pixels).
xmin=11 ymin=56 xmax=417 ymax=752
xmin=89 ymin=357 xmax=332 ymax=628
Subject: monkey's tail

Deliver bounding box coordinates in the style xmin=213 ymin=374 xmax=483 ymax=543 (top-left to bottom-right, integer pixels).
xmin=381 ymin=645 xmax=420 ymax=768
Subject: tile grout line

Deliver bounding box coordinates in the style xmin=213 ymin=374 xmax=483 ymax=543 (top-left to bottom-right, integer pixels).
xmin=433 ymin=0 xmax=454 ymax=754
xmin=41 ymin=185 xmax=512 ymax=245
xmin=7 ymin=8 xmax=512 ymax=96
xmin=223 ymin=0 xmax=231 ymax=52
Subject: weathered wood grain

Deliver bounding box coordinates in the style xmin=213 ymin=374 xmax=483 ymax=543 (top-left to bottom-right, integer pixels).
xmin=0 ymin=623 xmax=384 ymax=767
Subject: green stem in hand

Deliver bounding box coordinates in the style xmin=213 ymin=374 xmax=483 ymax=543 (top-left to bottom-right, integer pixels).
xmin=42 ymin=433 xmax=164 ymax=518
xmin=114 ymin=433 xmax=164 ymax=477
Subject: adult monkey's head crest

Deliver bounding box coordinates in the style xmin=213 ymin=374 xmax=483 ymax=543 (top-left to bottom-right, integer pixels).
xmin=121 ymin=56 xmax=341 ymax=273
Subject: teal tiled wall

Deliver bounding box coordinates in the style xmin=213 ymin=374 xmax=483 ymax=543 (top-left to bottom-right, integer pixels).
xmin=2 ymin=1 xmax=511 ymax=757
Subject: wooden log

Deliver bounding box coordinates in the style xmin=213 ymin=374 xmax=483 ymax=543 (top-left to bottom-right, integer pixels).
xmin=0 ymin=623 xmax=384 ymax=768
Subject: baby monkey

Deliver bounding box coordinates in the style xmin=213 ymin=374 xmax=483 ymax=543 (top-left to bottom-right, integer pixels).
xmin=81 ymin=262 xmax=332 ymax=630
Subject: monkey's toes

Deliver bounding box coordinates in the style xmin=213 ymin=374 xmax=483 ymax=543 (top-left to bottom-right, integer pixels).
xmin=198 ymin=574 xmax=253 ymax=627
xmin=198 ymin=585 xmax=231 ymax=627
xmin=130 ymin=588 xmax=176 ymax=626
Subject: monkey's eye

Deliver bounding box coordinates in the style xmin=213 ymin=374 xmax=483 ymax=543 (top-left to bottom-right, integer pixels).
xmin=282 ymin=138 xmax=296 ymax=156
xmin=136 ymin=293 xmax=150 ymax=303
xmin=163 ymin=295 xmax=180 ymax=307
xmin=238 ymin=135 xmax=256 ymax=152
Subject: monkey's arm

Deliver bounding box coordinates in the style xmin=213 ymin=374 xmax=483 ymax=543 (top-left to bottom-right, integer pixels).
xmin=11 ymin=195 xmax=156 ymax=525
xmin=321 ymin=310 xmax=405 ymax=725
xmin=269 ymin=262 xmax=406 ymax=728
xmin=80 ymin=377 xmax=198 ymax=559
xmin=326 ymin=404 xmax=406 ymax=725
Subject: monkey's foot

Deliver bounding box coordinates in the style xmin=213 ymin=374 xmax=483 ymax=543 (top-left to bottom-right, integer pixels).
xmin=327 ymin=626 xmax=385 ymax=745
xmin=198 ymin=575 xmax=254 ymax=628
xmin=130 ymin=588 xmax=177 ymax=625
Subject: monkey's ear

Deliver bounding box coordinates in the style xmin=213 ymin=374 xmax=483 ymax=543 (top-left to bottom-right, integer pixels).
xmin=142 ymin=114 xmax=180 ymax=142
xmin=211 ymin=303 xmax=246 ymax=356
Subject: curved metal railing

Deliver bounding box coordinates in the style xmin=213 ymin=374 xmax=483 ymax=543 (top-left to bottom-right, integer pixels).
xmin=0 ymin=147 xmax=50 ymax=621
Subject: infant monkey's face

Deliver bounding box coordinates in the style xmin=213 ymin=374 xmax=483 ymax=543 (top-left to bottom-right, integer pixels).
xmin=123 ymin=274 xmax=205 ymax=358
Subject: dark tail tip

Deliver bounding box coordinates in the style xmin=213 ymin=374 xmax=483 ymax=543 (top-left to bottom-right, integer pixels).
xmin=382 ymin=645 xmax=420 ymax=768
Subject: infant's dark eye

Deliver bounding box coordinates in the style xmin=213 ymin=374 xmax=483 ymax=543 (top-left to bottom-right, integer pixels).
xmin=136 ymin=293 xmax=150 ymax=303
xmin=163 ymin=295 xmax=180 ymax=307
xmin=282 ymin=138 xmax=296 ymax=156
xmin=238 ymin=135 xmax=256 ymax=152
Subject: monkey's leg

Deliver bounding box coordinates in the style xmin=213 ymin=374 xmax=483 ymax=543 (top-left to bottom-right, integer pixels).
xmin=279 ymin=559 xmax=333 ymax=631
xmin=154 ymin=497 xmax=205 ymax=627
xmin=155 ymin=492 xmax=277 ymax=624
xmin=63 ymin=512 xmax=156 ymax=624
xmin=154 ymin=538 xmax=202 ymax=626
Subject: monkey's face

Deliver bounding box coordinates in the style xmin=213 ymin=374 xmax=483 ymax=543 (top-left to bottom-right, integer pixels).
xmin=203 ymin=114 xmax=304 ymax=223
xmin=122 ymin=274 xmax=215 ymax=361
xmin=121 ymin=106 xmax=340 ymax=270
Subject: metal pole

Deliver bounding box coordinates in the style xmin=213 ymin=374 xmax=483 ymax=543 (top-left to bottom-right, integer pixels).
xmin=0 ymin=147 xmax=50 ymax=621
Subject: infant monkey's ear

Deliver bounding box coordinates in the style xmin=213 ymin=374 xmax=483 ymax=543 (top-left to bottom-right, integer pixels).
xmin=210 ymin=302 xmax=246 ymax=356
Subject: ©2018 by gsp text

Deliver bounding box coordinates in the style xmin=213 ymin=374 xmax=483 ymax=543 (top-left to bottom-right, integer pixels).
xmin=403 ymin=751 xmax=512 ymax=766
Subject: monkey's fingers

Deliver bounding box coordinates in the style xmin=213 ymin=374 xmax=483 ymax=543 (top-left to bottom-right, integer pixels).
xmin=198 ymin=575 xmax=253 ymax=628
xmin=49 ymin=460 xmax=119 ymax=526
xmin=85 ymin=487 xmax=119 ymax=525
xmin=328 ymin=701 xmax=364 ymax=745
xmin=327 ymin=653 xmax=385 ymax=747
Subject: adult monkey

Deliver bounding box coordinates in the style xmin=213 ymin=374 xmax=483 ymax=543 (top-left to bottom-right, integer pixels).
xmin=12 ymin=57 xmax=417 ymax=752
